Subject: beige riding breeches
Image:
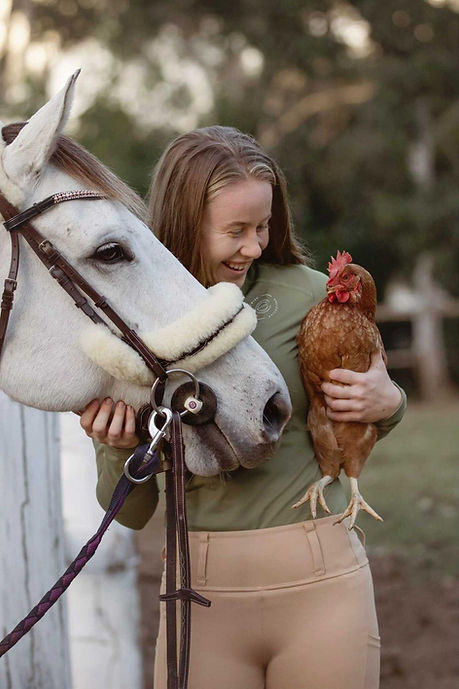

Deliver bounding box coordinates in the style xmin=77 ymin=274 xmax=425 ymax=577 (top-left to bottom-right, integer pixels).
xmin=154 ymin=514 xmax=380 ymax=689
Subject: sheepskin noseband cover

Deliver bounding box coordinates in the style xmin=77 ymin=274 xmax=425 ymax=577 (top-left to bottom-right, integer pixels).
xmin=81 ymin=282 xmax=257 ymax=385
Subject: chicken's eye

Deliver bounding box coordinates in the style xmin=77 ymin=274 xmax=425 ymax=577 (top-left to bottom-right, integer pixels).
xmin=342 ymin=274 xmax=350 ymax=281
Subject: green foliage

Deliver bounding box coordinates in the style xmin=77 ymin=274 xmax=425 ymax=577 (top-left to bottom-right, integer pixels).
xmin=4 ymin=0 xmax=459 ymax=296
xmin=77 ymin=98 xmax=178 ymax=197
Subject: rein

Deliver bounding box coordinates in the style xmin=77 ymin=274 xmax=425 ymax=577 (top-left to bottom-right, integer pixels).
xmin=0 ymin=189 xmax=216 ymax=689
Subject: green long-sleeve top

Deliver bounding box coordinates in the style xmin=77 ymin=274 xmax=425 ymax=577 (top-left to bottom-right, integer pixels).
xmin=94 ymin=262 xmax=406 ymax=531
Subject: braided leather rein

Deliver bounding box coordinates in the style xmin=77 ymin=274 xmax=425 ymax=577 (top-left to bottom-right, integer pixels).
xmin=0 ymin=190 xmax=212 ymax=689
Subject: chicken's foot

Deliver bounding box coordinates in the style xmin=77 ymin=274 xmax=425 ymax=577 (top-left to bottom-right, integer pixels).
xmin=334 ymin=477 xmax=383 ymax=530
xmin=292 ymin=475 xmax=333 ymax=518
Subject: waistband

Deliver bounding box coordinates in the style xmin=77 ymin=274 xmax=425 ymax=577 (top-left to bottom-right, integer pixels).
xmin=187 ymin=515 xmax=368 ymax=592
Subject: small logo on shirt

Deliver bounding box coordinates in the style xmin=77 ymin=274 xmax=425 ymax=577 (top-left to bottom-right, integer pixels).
xmin=250 ymin=293 xmax=278 ymax=320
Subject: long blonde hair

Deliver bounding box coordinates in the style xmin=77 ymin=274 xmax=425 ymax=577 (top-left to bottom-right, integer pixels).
xmin=148 ymin=125 xmax=308 ymax=284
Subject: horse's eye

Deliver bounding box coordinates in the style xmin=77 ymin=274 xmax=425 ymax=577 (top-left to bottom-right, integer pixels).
xmin=93 ymin=243 xmax=132 ymax=264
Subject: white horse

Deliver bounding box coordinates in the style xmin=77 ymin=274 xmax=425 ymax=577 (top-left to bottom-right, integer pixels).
xmin=0 ymin=72 xmax=291 ymax=476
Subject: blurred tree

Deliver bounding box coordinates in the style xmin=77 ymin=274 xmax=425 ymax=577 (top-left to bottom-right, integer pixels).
xmin=1 ymin=0 xmax=459 ymax=296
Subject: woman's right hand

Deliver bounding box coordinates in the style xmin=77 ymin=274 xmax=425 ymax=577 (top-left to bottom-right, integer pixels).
xmin=79 ymin=398 xmax=140 ymax=449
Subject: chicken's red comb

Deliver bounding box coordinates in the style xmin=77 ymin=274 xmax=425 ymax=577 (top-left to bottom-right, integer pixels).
xmin=327 ymin=250 xmax=353 ymax=280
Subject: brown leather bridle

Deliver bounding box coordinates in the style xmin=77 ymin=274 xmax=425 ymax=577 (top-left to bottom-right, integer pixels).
xmin=0 ymin=189 xmax=168 ymax=379
xmin=0 ymin=189 xmax=213 ymax=689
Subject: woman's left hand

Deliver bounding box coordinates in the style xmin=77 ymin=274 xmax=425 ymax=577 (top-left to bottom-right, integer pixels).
xmin=321 ymin=351 xmax=402 ymax=423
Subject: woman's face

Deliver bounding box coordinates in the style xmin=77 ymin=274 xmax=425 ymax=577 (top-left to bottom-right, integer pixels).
xmin=200 ymin=178 xmax=272 ymax=287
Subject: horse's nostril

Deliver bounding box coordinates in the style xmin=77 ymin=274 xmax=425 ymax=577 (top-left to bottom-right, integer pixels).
xmin=262 ymin=391 xmax=290 ymax=440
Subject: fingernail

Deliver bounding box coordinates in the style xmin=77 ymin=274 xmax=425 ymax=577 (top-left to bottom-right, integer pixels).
xmin=104 ymin=397 xmax=112 ymax=404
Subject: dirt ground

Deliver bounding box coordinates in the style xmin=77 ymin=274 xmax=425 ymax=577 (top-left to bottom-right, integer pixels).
xmin=370 ymin=552 xmax=458 ymax=689
xmin=135 ymin=517 xmax=459 ymax=689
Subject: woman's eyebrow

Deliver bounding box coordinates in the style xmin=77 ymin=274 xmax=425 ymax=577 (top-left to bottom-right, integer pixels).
xmin=223 ymin=220 xmax=248 ymax=229
xmin=222 ymin=214 xmax=271 ymax=230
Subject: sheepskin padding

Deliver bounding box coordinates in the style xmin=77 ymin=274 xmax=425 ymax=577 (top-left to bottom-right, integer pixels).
xmin=81 ymin=324 xmax=156 ymax=386
xmin=81 ymin=282 xmax=257 ymax=384
xmin=143 ymin=282 xmax=247 ymax=360
xmin=0 ymin=134 xmax=25 ymax=209
xmin=170 ymin=303 xmax=256 ymax=371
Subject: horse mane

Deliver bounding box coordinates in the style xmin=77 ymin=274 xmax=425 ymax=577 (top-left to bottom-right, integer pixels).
xmin=2 ymin=123 xmax=146 ymax=220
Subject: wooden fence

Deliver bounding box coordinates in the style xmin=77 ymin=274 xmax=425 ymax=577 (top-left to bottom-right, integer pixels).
xmin=377 ymin=255 xmax=459 ymax=400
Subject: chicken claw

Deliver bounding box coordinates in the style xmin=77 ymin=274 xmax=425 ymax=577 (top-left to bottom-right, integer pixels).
xmin=292 ymin=475 xmax=333 ymax=518
xmin=334 ymin=477 xmax=383 ymax=530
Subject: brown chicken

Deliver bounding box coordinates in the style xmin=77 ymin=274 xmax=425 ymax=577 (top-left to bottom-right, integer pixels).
xmin=293 ymin=250 xmax=385 ymax=529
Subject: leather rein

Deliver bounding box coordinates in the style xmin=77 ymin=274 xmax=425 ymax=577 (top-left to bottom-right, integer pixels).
xmin=0 ymin=189 xmax=212 ymax=689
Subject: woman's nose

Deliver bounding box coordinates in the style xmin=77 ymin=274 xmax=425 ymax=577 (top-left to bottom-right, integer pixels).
xmin=240 ymin=233 xmax=263 ymax=259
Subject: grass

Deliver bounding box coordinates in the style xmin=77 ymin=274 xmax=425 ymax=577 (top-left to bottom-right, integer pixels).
xmin=345 ymin=396 xmax=459 ymax=577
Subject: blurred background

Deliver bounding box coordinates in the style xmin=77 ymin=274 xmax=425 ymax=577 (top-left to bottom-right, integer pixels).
xmin=0 ymin=1 xmax=458 ymax=688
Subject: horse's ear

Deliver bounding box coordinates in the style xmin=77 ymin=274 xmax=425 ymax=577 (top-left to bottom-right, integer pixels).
xmin=2 ymin=70 xmax=80 ymax=188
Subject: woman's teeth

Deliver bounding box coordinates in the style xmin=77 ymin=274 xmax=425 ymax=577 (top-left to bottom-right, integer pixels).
xmin=223 ymin=262 xmax=247 ymax=272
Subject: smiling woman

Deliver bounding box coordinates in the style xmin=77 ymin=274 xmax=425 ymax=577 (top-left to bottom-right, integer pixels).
xmin=85 ymin=124 xmax=406 ymax=689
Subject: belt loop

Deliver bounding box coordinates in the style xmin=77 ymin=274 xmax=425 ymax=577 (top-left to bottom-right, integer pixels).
xmin=353 ymin=525 xmax=366 ymax=549
xmin=303 ymin=522 xmax=326 ymax=576
xmin=196 ymin=533 xmax=209 ymax=586
xmin=347 ymin=525 xmax=368 ymax=566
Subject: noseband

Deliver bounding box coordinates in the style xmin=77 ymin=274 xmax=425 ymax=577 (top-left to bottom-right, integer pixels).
xmin=0 ymin=178 xmax=253 ymax=688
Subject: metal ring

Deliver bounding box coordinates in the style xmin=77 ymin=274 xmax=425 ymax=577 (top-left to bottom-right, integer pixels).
xmin=150 ymin=368 xmax=200 ymax=416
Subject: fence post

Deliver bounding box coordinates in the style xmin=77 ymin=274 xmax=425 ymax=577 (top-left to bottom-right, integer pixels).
xmin=412 ymin=254 xmax=451 ymax=399
xmin=0 ymin=393 xmax=71 ymax=689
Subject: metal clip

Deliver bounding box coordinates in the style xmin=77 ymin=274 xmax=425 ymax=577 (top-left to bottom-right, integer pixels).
xmin=124 ymin=407 xmax=173 ymax=484
xmin=147 ymin=406 xmax=173 ymax=448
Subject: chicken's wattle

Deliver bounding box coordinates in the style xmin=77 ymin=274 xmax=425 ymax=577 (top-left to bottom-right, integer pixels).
xmin=328 ymin=290 xmax=350 ymax=303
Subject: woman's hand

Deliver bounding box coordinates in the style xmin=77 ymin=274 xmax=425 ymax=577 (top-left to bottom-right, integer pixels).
xmin=321 ymin=351 xmax=402 ymax=423
xmin=79 ymin=398 xmax=140 ymax=449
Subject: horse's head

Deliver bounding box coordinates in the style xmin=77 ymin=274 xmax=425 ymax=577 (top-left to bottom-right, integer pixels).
xmin=0 ymin=72 xmax=291 ymax=476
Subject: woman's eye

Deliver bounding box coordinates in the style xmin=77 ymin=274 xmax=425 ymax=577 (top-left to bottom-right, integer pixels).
xmin=92 ymin=243 xmax=133 ymax=264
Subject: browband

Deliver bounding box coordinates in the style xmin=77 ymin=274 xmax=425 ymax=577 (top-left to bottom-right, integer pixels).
xmin=3 ymin=190 xmax=103 ymax=231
